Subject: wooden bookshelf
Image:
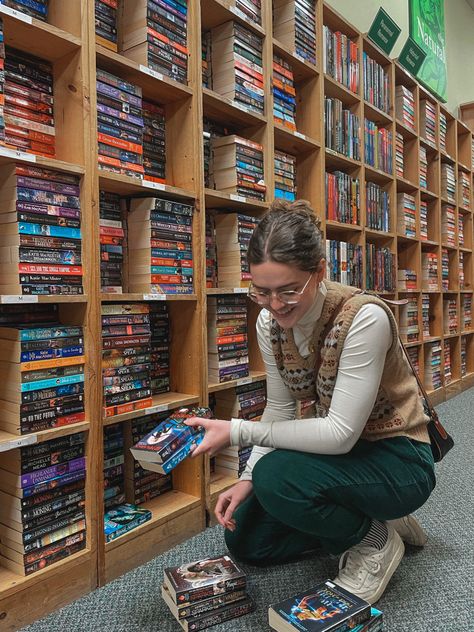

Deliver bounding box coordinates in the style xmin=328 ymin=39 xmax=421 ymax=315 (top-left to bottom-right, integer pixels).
xmin=0 ymin=1 xmax=472 ymax=629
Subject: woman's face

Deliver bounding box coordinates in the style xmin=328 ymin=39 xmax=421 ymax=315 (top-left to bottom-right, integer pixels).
xmin=249 ymin=260 xmax=324 ymax=329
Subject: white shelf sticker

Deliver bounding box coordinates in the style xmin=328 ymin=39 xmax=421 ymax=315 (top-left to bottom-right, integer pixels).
xmin=0 ymin=147 xmax=36 ymax=162
xmin=145 ymin=404 xmax=169 ymax=415
xmin=142 ymin=180 xmax=166 ymax=191
xmin=0 ymin=434 xmax=37 ymax=453
xmin=1 ymin=295 xmax=38 ymax=303
xmin=233 ymin=288 xmax=248 ymax=294
xmin=230 ymin=194 xmax=247 ymax=202
xmin=237 ymin=377 xmax=252 ymax=386
xmin=232 ymin=101 xmax=249 ymax=113
xmin=139 ymin=64 xmax=164 ymax=82
xmin=0 ymin=5 xmax=32 ymax=23
xmin=143 ymin=294 xmax=166 ymax=301
xmin=294 ymin=131 xmax=306 ymax=140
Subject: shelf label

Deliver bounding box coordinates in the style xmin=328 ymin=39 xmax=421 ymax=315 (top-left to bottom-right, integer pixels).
xmin=232 ymin=101 xmax=250 ymax=113
xmin=139 ymin=64 xmax=164 ymax=82
xmin=0 ymin=434 xmax=37 ymax=453
xmin=0 ymin=147 xmax=36 ymax=162
xmin=145 ymin=404 xmax=169 ymax=415
xmin=230 ymin=194 xmax=247 ymax=202
xmin=236 ymin=377 xmax=252 ymax=386
xmin=143 ymin=294 xmax=167 ymax=301
xmin=142 ymin=180 xmax=166 ymax=191
xmin=0 ymin=5 xmax=32 ymax=23
xmin=398 ymin=37 xmax=427 ymax=76
xmin=294 ymin=131 xmax=306 ymax=140
xmin=233 ymin=288 xmax=248 ymax=294
xmin=368 ymin=7 xmax=401 ymax=55
xmin=1 ymin=295 xmax=38 ymax=303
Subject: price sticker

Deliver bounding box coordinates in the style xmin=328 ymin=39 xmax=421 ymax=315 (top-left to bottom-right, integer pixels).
xmin=0 ymin=434 xmax=38 ymax=453
xmin=236 ymin=377 xmax=252 ymax=386
xmin=139 ymin=65 xmax=164 ymax=82
xmin=0 ymin=5 xmax=32 ymax=23
xmin=233 ymin=288 xmax=248 ymax=294
xmin=230 ymin=194 xmax=247 ymax=202
xmin=232 ymin=101 xmax=249 ymax=113
xmin=142 ymin=180 xmax=166 ymax=191
xmin=143 ymin=294 xmax=167 ymax=301
xmin=145 ymin=404 xmax=169 ymax=415
xmin=1 ymin=295 xmax=38 ymax=303
xmin=294 ymin=131 xmax=306 ymax=140
xmin=0 ymin=147 xmax=36 ymax=162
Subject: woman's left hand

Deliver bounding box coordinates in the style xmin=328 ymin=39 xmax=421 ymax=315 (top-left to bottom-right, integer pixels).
xmin=184 ymin=417 xmax=232 ymax=457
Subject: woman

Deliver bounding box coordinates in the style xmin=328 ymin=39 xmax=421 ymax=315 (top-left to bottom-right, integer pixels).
xmin=186 ymin=200 xmax=435 ymax=605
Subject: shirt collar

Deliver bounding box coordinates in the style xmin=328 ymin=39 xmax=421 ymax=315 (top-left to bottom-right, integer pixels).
xmin=295 ymin=280 xmax=327 ymax=331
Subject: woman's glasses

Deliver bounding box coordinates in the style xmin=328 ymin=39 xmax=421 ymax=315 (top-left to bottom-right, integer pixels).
xmin=248 ymin=273 xmax=314 ymax=305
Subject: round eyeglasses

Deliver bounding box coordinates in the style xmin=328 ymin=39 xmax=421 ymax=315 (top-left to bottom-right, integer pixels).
xmin=248 ymin=273 xmax=314 ymax=305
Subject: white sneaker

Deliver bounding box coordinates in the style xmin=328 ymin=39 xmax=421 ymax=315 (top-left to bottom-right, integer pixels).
xmin=334 ymin=523 xmax=405 ymax=604
xmin=388 ymin=515 xmax=428 ymax=547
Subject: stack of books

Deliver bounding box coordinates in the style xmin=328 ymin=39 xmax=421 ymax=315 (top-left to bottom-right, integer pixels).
xmin=202 ymin=31 xmax=212 ymax=88
xmin=421 ymin=252 xmax=439 ymax=291
xmin=142 ymin=99 xmax=166 ymax=184
xmin=103 ymin=423 xmax=125 ymax=510
xmin=104 ymin=503 xmax=152 ymax=542
xmin=4 ymin=47 xmax=55 ymax=157
xmin=365 ymin=244 xmax=395 ymax=292
xmin=326 ymin=171 xmax=360 ymax=225
xmin=397 ymin=269 xmax=417 ymax=291
xmin=95 ymin=0 xmax=118 ymax=51
xmin=0 ymin=315 xmax=86 ymax=435
xmin=363 ymin=52 xmax=390 ymax=113
xmin=395 ymin=132 xmax=404 ymax=178
xmin=326 ymin=239 xmax=363 ymax=288
xmin=443 ymin=340 xmax=452 ymax=385
xmin=0 ymin=164 xmax=83 ymax=296
xmin=399 ymin=299 xmax=419 ymax=343
xmin=420 ymin=100 xmax=436 ymax=145
xmin=407 ymin=346 xmax=420 ymax=375
xmin=207 ymin=294 xmax=249 ymax=384
xmin=443 ymin=297 xmax=458 ymax=335
xmin=161 ymin=555 xmax=254 ymax=630
xmin=461 ymin=337 xmax=467 ymax=376
xmin=395 ymin=85 xmax=415 ymax=130
xmin=125 ymin=414 xmax=172 ymax=505
xmin=120 ymin=0 xmax=188 ymax=85
xmin=232 ymin=0 xmax=261 ymax=25
xmin=99 ymin=190 xmax=125 ymax=294
xmin=211 ymin=21 xmax=264 ymax=115
xmin=424 ymin=342 xmax=442 ymax=391
xmin=274 ymin=150 xmax=297 ymax=201
xmin=203 ymin=118 xmax=230 ymax=188
xmin=441 ymin=204 xmax=456 ymax=247
xmin=323 ymin=26 xmax=359 ymax=92
xmin=205 ymin=212 xmax=218 ymax=288
xmin=441 ymin=248 xmax=449 ymax=290
xmin=149 ymin=302 xmax=170 ymax=395
xmin=127 ymin=196 xmax=194 ymax=295
xmin=458 ymin=214 xmax=464 ymax=247
xmin=0 ymin=18 xmax=4 ymax=145
xmin=325 ymin=97 xmax=360 ymax=160
xmin=215 ymin=379 xmax=266 ymax=421
xmin=441 ymin=163 xmax=456 ymax=203
xmin=439 ymin=111 xmax=447 ymax=153
xmin=130 ymin=407 xmax=211 ymax=475
xmin=273 ymin=54 xmax=296 ymax=131
xmin=96 ymin=68 xmax=144 ymax=180
xmin=458 ymin=170 xmax=470 ymax=208
xmin=397 ymin=192 xmax=416 ymax=238
xmin=462 ymin=294 xmax=472 ymax=330
xmin=422 ymin=294 xmax=430 ymax=338
xmin=213 ymin=444 xmax=252 ymax=479
xmin=458 ymin=252 xmax=465 ymax=290
xmin=273 ymin=0 xmax=317 ymax=65
xmin=420 ymin=200 xmax=428 ymax=241
xmin=210 ymin=135 xmax=266 ymax=201
xmin=0 ymin=432 xmax=87 ymax=576
xmin=365 ymin=181 xmax=390 ymax=232
xmin=419 ymin=145 xmax=428 ymax=189
xmin=1 ymin=0 xmax=48 ymax=20
xmin=268 ymin=580 xmax=380 ymax=632
xmin=101 ymin=302 xmax=153 ymax=418
xmin=364 ymin=120 xmax=392 ymax=174
xmin=214 ymin=212 xmax=259 ymax=287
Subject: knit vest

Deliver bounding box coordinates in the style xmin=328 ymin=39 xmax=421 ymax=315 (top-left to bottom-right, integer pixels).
xmin=270 ymin=280 xmax=430 ymax=444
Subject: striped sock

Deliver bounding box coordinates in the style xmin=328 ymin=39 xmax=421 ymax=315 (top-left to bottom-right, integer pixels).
xmin=359 ymin=519 xmax=389 ymax=551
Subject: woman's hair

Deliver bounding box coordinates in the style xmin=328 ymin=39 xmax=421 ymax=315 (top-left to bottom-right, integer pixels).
xmin=247 ymin=199 xmax=325 ymax=272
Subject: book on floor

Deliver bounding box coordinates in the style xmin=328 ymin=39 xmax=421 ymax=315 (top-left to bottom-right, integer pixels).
xmin=268 ymin=579 xmax=371 ymax=632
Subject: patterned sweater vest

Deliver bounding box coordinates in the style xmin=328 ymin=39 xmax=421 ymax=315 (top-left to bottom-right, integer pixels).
xmin=270 ymin=281 xmax=430 ymax=444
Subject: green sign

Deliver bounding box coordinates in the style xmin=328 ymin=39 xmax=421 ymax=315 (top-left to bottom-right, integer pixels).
xmin=409 ymin=0 xmax=447 ymax=102
xmin=368 ymin=7 xmax=401 ymax=55
xmin=398 ymin=37 xmax=427 ymax=76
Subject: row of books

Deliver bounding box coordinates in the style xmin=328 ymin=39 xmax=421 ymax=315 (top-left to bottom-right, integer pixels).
xmin=366 ymin=181 xmax=389 ymax=232
xmin=364 ymin=120 xmax=393 ymax=174
xmin=362 ymin=52 xmax=390 ymax=114
xmin=323 ymin=25 xmax=359 ymax=93
xmin=95 ymin=0 xmax=117 ymax=51
xmin=273 ymin=0 xmax=317 ymax=65
xmin=274 ymin=150 xmax=297 ymax=201
xmin=365 ymin=244 xmax=396 ymax=293
xmin=324 ymin=97 xmax=360 ymax=160
xmin=325 ymin=240 xmax=363 ymax=288
xmin=325 ymin=171 xmax=360 ymax=225
xmin=397 ymin=269 xmax=417 ymax=292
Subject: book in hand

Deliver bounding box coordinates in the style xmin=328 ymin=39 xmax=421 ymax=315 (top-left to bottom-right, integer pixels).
xmin=104 ymin=503 xmax=151 ymax=542
xmin=268 ymin=580 xmax=371 ymax=632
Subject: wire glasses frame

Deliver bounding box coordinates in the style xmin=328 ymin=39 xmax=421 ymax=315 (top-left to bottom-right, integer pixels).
xmin=248 ymin=273 xmax=314 ymax=305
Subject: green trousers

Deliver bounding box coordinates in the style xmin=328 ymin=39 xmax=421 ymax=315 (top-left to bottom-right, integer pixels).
xmin=225 ymin=437 xmax=435 ymax=563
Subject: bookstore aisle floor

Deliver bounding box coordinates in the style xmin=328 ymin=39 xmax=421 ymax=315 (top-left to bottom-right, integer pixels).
xmin=18 ymin=390 xmax=474 ymax=632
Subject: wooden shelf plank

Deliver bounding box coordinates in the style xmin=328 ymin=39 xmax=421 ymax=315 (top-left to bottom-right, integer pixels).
xmin=101 ymin=293 xmax=197 ymax=302
xmin=206 ymin=288 xmax=249 ymax=296
xmin=103 ymin=392 xmax=200 ymax=425
xmin=0 ymin=421 xmax=90 ymax=454
xmin=274 ymin=124 xmax=320 ymax=155
xmin=203 ymin=87 xmax=267 ymax=128
xmin=204 ymin=188 xmax=268 ymax=212
xmin=0 ymin=148 xmax=84 ymax=175
xmin=208 ymin=370 xmax=266 ymax=394
xmin=324 ymin=75 xmax=360 ymax=106
xmin=272 ymin=37 xmax=319 ymax=83
xmin=0 ymin=295 xmax=87 ymax=304
xmin=210 ymin=471 xmax=238 ymax=499
xmin=200 ymin=0 xmax=264 ymax=36
xmin=98 ymin=171 xmax=196 ymax=199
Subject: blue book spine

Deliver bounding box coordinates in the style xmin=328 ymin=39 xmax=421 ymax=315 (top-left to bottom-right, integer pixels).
xmin=18 ymin=327 xmax=82 ymax=341
xmin=19 ymin=222 xmax=82 ymax=240
xmin=104 ymin=512 xmax=151 ymax=542
xmin=20 ymin=346 xmax=84 ymax=362
xmin=161 ymin=433 xmax=204 ymax=474
xmin=21 ymin=373 xmax=85 ymax=393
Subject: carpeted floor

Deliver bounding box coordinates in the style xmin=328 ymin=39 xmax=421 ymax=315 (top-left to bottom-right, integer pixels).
xmin=20 ymin=389 xmax=474 ymax=631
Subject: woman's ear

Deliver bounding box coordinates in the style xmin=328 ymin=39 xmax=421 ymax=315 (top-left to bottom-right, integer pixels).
xmin=317 ymin=259 xmax=326 ymax=283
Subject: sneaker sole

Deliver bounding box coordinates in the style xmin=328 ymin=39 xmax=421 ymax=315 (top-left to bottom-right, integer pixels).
xmin=369 ymin=534 xmax=405 ymax=605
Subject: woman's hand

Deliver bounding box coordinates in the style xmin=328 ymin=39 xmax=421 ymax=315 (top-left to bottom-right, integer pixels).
xmin=214 ymin=480 xmax=253 ymax=531
xmin=184 ymin=417 xmax=232 ymax=457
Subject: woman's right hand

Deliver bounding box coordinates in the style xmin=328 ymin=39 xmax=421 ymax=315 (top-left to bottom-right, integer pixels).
xmin=214 ymin=480 xmax=253 ymax=531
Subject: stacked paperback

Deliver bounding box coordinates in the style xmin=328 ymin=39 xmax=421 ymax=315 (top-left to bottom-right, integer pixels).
xmin=462 ymin=294 xmax=472 ymax=330
xmin=0 ymin=432 xmax=87 ymax=576
xmin=211 ymin=21 xmax=264 ymax=115
xmin=441 ymin=204 xmax=456 ymax=247
xmin=213 ymin=212 xmax=259 ymax=287
xmin=420 ymin=100 xmax=436 ymax=145
xmin=120 ymin=0 xmax=188 ymax=85
xmin=326 ymin=171 xmax=360 ymax=225
xmin=205 ymin=212 xmax=218 ymax=288
xmin=458 ymin=170 xmax=470 ymax=208
xmin=273 ymin=0 xmax=317 ymax=65
xmin=421 ymin=252 xmax=439 ymax=291
xmin=95 ymin=0 xmax=118 ymax=51
xmin=419 ymin=145 xmax=428 ymax=189
xmin=441 ymin=248 xmax=449 ymax=290
xmin=103 ymin=422 xmax=125 ymax=510
xmin=104 ymin=503 xmax=151 ymax=542
xmin=399 ymin=299 xmax=419 ymax=343
xmin=397 ymin=269 xmax=417 ymax=292
xmin=210 ymin=135 xmax=266 ymax=201
xmin=424 ymin=342 xmax=442 ymax=390
xmin=397 ymin=193 xmax=416 ymax=238
xmin=207 ymin=294 xmax=249 ymax=384
xmin=443 ymin=297 xmax=458 ymax=335
xmin=422 ymin=294 xmax=430 ymax=338
xmin=441 ymin=163 xmax=456 ymax=203
xmin=395 ymin=85 xmax=415 ymax=130
xmin=274 ymin=150 xmax=297 ymax=201
xmin=148 ymin=301 xmax=170 ymax=395
xmin=395 ymin=132 xmax=404 ymax=178
xmin=273 ymin=54 xmax=297 ymax=131
xmin=232 ymin=0 xmax=261 ymax=25
xmin=142 ymin=99 xmax=166 ymax=183
xmin=4 ymin=47 xmax=55 ymax=158
xmin=420 ymin=200 xmax=428 ymax=240
xmin=131 ymin=407 xmax=212 ymax=475
xmin=127 ymin=196 xmax=194 ymax=295
xmin=162 ymin=555 xmax=254 ymax=630
xmin=439 ymin=111 xmax=447 ymax=153
xmin=0 ymin=164 xmax=83 ymax=295
xmin=99 ymin=190 xmax=125 ymax=294
xmin=96 ymin=68 xmax=144 ymax=179
xmin=443 ymin=340 xmax=452 ymax=385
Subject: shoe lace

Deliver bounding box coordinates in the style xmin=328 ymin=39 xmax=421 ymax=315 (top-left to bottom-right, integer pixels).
xmin=338 ymin=545 xmax=382 ymax=585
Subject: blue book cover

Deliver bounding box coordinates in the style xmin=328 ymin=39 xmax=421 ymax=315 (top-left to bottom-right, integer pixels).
xmin=20 ymin=373 xmax=84 ymax=393
xmin=104 ymin=504 xmax=152 ymax=542
xmin=19 ymin=222 xmax=81 ymax=240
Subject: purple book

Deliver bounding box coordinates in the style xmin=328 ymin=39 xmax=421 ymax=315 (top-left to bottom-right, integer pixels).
xmin=16 ymin=176 xmax=80 ymax=197
xmin=21 ymin=457 xmax=86 ymax=488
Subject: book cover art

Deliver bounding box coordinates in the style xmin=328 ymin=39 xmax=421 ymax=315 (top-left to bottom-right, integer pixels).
xmin=164 ymin=555 xmax=247 ymax=605
xmin=104 ymin=503 xmax=151 ymax=542
xmin=268 ymin=580 xmax=371 ymax=632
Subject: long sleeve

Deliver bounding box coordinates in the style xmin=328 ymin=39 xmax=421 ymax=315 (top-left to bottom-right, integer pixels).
xmin=233 ymin=303 xmax=392 ymax=480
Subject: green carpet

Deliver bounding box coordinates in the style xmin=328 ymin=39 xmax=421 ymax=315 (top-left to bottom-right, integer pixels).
xmin=20 ymin=389 xmax=473 ymax=631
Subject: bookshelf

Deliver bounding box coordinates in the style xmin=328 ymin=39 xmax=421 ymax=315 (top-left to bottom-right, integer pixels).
xmin=0 ymin=1 xmax=472 ymax=629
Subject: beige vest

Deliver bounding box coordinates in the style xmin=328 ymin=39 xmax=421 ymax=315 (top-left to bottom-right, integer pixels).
xmin=270 ymin=281 xmax=430 ymax=444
